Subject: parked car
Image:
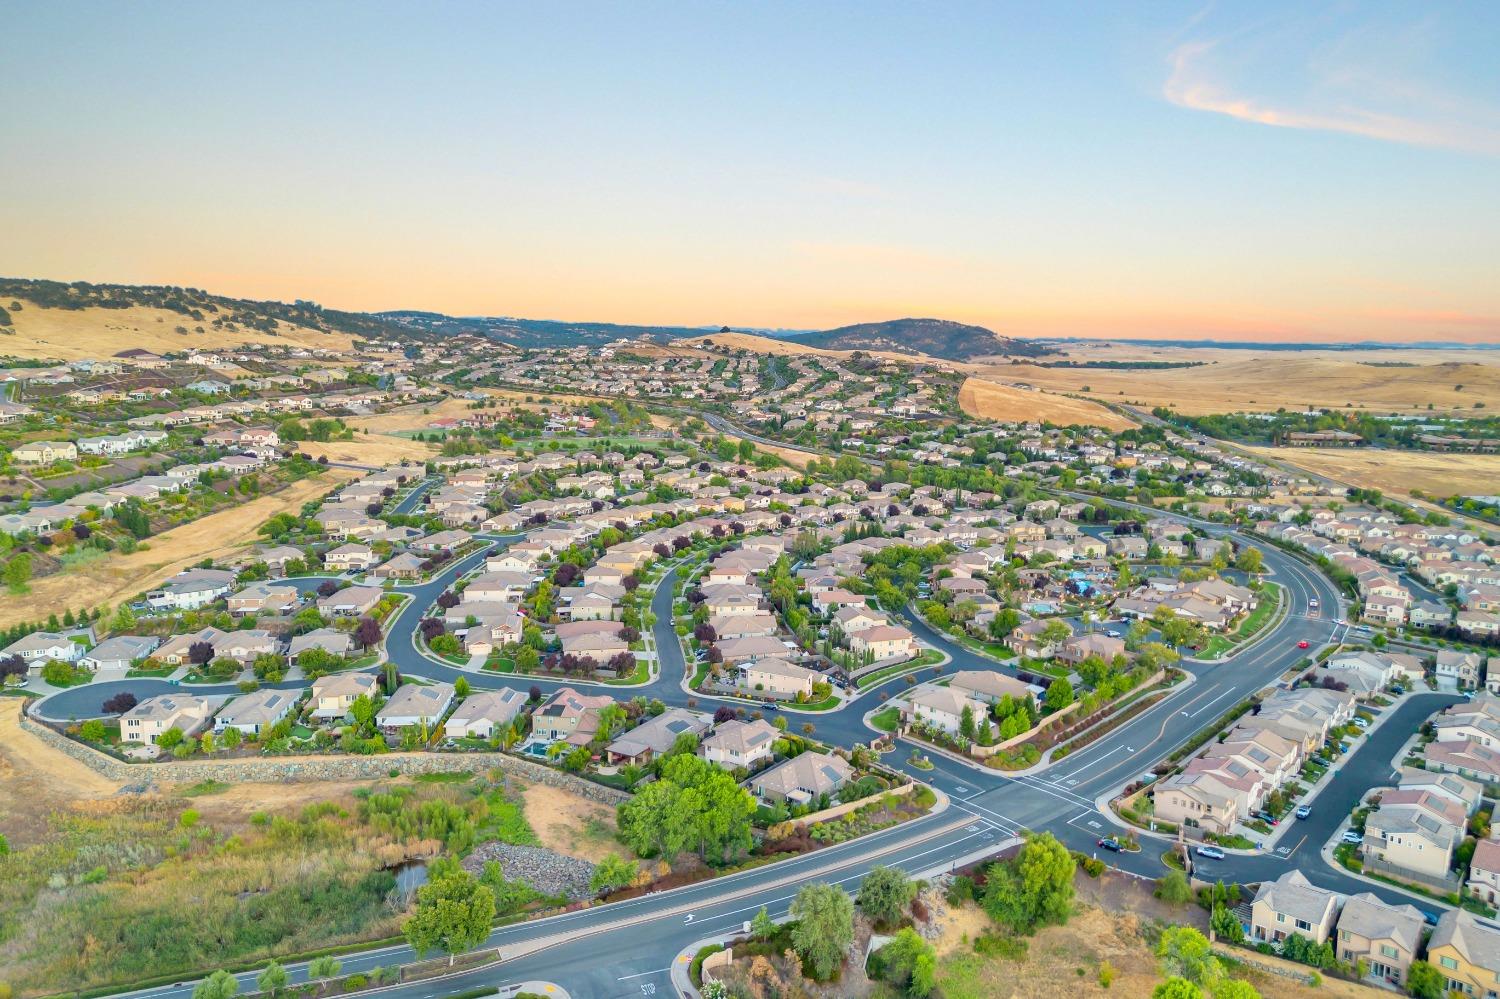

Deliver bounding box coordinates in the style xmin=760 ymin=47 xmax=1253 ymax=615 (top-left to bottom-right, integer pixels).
xmin=1253 ymin=810 xmax=1279 ymax=826
xmin=761 ymin=701 xmax=779 ymax=711
xmin=1353 ymin=717 xmax=1370 ymax=729
xmin=1195 ymin=845 xmax=1226 ymax=861
xmin=1342 ymin=829 xmax=1363 ymax=844
xmin=1390 ymin=685 xmax=1405 ymax=695
xmin=1097 ymin=837 xmax=1122 ymax=852
xmin=1106 ymin=630 xmax=1122 ymax=638
xmin=1295 ymin=805 xmax=1312 ymax=820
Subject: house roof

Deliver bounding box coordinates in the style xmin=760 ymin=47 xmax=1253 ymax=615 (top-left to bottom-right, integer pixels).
xmin=1253 ymin=870 xmax=1341 ymax=927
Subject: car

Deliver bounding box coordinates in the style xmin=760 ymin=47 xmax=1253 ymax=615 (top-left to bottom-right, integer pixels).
xmin=761 ymin=701 xmax=779 ymax=711
xmin=1297 ymin=640 xmax=1311 ymax=649
xmin=1253 ymin=811 xmax=1279 ymax=826
xmin=1353 ymin=717 xmax=1370 ymax=728
xmin=1195 ymin=845 xmax=1226 ymax=860
xmin=1390 ymin=685 xmax=1405 ymax=695
xmin=1106 ymin=630 xmax=1122 ymax=638
xmin=1097 ymin=837 xmax=1122 ymax=852
xmin=1309 ymin=598 xmax=1320 ymax=609
xmin=1342 ymin=830 xmax=1363 ymax=844
xmin=1295 ymin=805 xmax=1312 ymax=820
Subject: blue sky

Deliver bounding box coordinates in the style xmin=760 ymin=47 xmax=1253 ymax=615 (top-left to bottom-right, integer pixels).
xmin=3 ymin=1 xmax=1497 ymax=340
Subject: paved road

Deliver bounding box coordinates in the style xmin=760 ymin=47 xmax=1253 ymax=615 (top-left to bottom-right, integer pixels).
xmin=32 ymin=476 xmax=1432 ymax=996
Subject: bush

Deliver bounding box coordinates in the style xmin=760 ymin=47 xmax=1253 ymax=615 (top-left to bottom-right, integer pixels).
xmin=1155 ymin=870 xmax=1193 ymax=905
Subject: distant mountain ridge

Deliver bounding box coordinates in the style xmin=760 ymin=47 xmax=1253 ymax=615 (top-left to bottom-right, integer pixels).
xmin=0 ymin=276 xmax=1048 ymax=359
xmin=790 ymin=317 xmax=1050 ymax=361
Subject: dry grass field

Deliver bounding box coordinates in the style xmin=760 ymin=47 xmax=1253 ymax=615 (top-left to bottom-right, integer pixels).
xmin=0 ymin=471 xmax=355 ymax=629
xmin=0 ymin=298 xmax=354 ymax=362
xmin=345 ymin=396 xmax=482 ymax=434
xmin=958 ymin=377 xmax=1136 ymax=430
xmin=931 ymin=902 xmax=1373 ymax=999
xmin=295 ymin=434 xmax=435 ymax=466
xmin=691 ymin=331 xmax=923 ymax=365
xmin=0 ymin=699 xmax=123 ymax=847
xmin=982 ymin=343 xmax=1500 ymax=416
xmin=1247 ymin=445 xmax=1500 ymax=500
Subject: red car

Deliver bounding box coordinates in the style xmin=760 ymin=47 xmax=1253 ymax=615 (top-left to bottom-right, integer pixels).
xmin=1297 ymin=640 xmax=1310 ymax=649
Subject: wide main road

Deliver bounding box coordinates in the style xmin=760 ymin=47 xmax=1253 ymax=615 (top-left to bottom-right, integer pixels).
xmin=34 ymin=465 xmax=1377 ymax=995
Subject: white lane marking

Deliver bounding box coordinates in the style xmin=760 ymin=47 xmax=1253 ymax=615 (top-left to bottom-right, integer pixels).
xmin=618 ymin=968 xmax=670 ymax=980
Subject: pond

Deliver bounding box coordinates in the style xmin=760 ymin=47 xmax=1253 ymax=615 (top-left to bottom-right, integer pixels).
xmin=389 ymin=860 xmax=428 ymax=899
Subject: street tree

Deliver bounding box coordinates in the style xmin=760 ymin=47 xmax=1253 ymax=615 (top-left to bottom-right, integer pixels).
xmin=857 ymin=865 xmax=916 ymax=927
xmin=402 ymin=867 xmax=495 ymax=966
xmin=789 ymin=882 xmax=854 ymax=980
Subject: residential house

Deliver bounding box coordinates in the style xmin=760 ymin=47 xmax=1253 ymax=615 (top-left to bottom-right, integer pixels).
xmin=740 ymin=657 xmax=820 ymax=699
xmin=700 ymin=718 xmax=779 ymax=770
xmin=1334 ymin=892 xmax=1426 ymax=986
xmin=120 ymin=694 xmax=212 ymax=744
xmin=605 ymin=708 xmax=710 ymax=764
xmin=1425 ymin=909 xmax=1500 ymax=999
xmin=308 ymin=671 xmax=380 ymax=720
xmin=79 ymin=635 xmax=160 ymax=671
xmin=214 ymin=689 xmax=299 ymax=736
xmin=902 ymin=684 xmax=989 ymax=737
xmin=2 ymin=631 xmax=87 ymax=664
xmin=1153 ymin=771 xmax=1242 ymax=837
xmin=318 ymin=585 xmax=383 ymax=617
xmin=532 ymin=687 xmax=615 ymax=746
xmin=444 ymin=688 xmax=529 ymax=740
xmin=376 ymin=682 xmax=456 ymax=734
xmin=750 ymin=751 xmax=855 ymax=806
xmin=1249 ymin=870 xmax=1342 ymax=946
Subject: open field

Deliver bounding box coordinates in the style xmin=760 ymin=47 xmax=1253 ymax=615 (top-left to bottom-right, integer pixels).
xmin=1246 ymin=445 xmax=1500 ymax=500
xmin=296 ymin=434 xmax=435 ymax=466
xmin=345 ymin=396 xmax=484 ymax=434
xmin=958 ymin=377 xmax=1136 ymax=430
xmin=0 ymin=298 xmax=354 ymax=362
xmin=980 ymin=344 xmax=1500 ymax=416
xmin=0 ymin=471 xmax=356 ymax=628
xmin=930 ymin=888 xmax=1374 ymax=999
xmin=520 ymin=780 xmax=621 ymax=864
xmin=0 ymin=700 xmax=123 ymax=847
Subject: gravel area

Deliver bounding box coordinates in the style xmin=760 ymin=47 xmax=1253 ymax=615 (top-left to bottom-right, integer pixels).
xmin=463 ymin=841 xmax=598 ymax=900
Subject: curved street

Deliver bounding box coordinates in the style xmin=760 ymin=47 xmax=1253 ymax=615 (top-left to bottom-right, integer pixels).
xmin=29 ymin=510 xmax=1446 ymax=999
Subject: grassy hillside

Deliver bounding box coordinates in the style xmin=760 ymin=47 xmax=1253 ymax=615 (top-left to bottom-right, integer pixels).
xmin=794 ymin=317 xmax=1051 ymax=361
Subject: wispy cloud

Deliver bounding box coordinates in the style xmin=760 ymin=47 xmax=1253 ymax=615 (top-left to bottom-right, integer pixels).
xmin=1163 ymin=19 xmax=1500 ymax=157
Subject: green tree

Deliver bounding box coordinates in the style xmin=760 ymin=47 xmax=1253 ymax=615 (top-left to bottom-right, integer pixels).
xmin=306 ymin=956 xmax=341 ymax=990
xmin=1044 ymin=677 xmax=1075 ymax=712
xmin=155 ymin=727 xmax=184 ymax=751
xmin=857 ymin=865 xmax=916 ymax=927
xmin=1404 ymin=960 xmax=1444 ymax=999
xmin=191 ymin=970 xmax=239 ymax=999
xmin=874 ymin=927 xmax=937 ymax=996
xmin=255 ymin=961 xmax=288 ymax=997
xmin=789 ymin=882 xmax=855 ymax=980
xmin=79 ymin=719 xmax=106 ymax=741
xmin=910 ymin=952 xmax=937 ymax=998
xmin=1235 ymin=547 xmax=1263 ymax=574
xmin=1155 ymin=870 xmax=1193 ymax=905
xmin=1209 ymin=902 xmax=1243 ymax=944
xmin=1157 ymin=926 xmax=1220 ymax=986
xmin=3 ymin=554 xmax=32 ymax=594
xmin=220 ymin=726 xmax=243 ymax=750
xmin=980 ymin=831 xmax=1075 ymax=934
xmin=1152 ymin=978 xmax=1203 ymax=999
xmin=589 ymin=853 xmax=638 ymax=894
xmin=1211 ymin=981 xmax=1260 ymax=999
xmin=454 ymin=675 xmax=471 ymax=698
xmin=402 ymin=866 xmax=495 ymax=966
xmin=750 ymin=905 xmax=776 ymax=940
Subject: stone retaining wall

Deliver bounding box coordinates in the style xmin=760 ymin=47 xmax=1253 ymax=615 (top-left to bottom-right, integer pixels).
xmin=20 ymin=712 xmax=629 ymax=805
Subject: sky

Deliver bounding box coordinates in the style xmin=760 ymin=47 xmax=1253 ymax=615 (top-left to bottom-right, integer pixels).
xmin=3 ymin=1 xmax=1498 ymax=343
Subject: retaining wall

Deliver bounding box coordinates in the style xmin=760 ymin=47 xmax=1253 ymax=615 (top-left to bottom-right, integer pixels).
xmin=20 ymin=712 xmax=629 ymax=805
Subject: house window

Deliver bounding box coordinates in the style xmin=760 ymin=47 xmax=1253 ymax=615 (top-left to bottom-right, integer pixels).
xmin=1276 ymin=913 xmax=1285 ymax=923
xmin=1381 ymin=945 xmax=1398 ymax=959
xmin=1441 ymin=956 xmax=1459 ymax=970
xmin=1295 ymin=919 xmax=1311 ymax=931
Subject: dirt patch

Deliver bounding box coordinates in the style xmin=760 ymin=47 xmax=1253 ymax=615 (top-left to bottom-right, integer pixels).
xmin=0 ymin=699 xmax=123 ymax=846
xmin=296 ymin=435 xmax=435 ymax=466
xmin=959 ymin=377 xmax=1136 ymax=430
xmin=0 ymin=471 xmax=356 ymax=628
xmin=519 ymin=780 xmax=621 ymax=863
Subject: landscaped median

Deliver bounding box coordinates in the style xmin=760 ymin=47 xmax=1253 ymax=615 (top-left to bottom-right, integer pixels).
xmin=853 ymin=649 xmax=945 ymax=691
xmin=1193 ymin=580 xmax=1285 ymax=661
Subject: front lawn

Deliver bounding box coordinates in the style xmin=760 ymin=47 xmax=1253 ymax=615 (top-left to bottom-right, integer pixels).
xmin=870 ymin=706 xmax=900 ymax=733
